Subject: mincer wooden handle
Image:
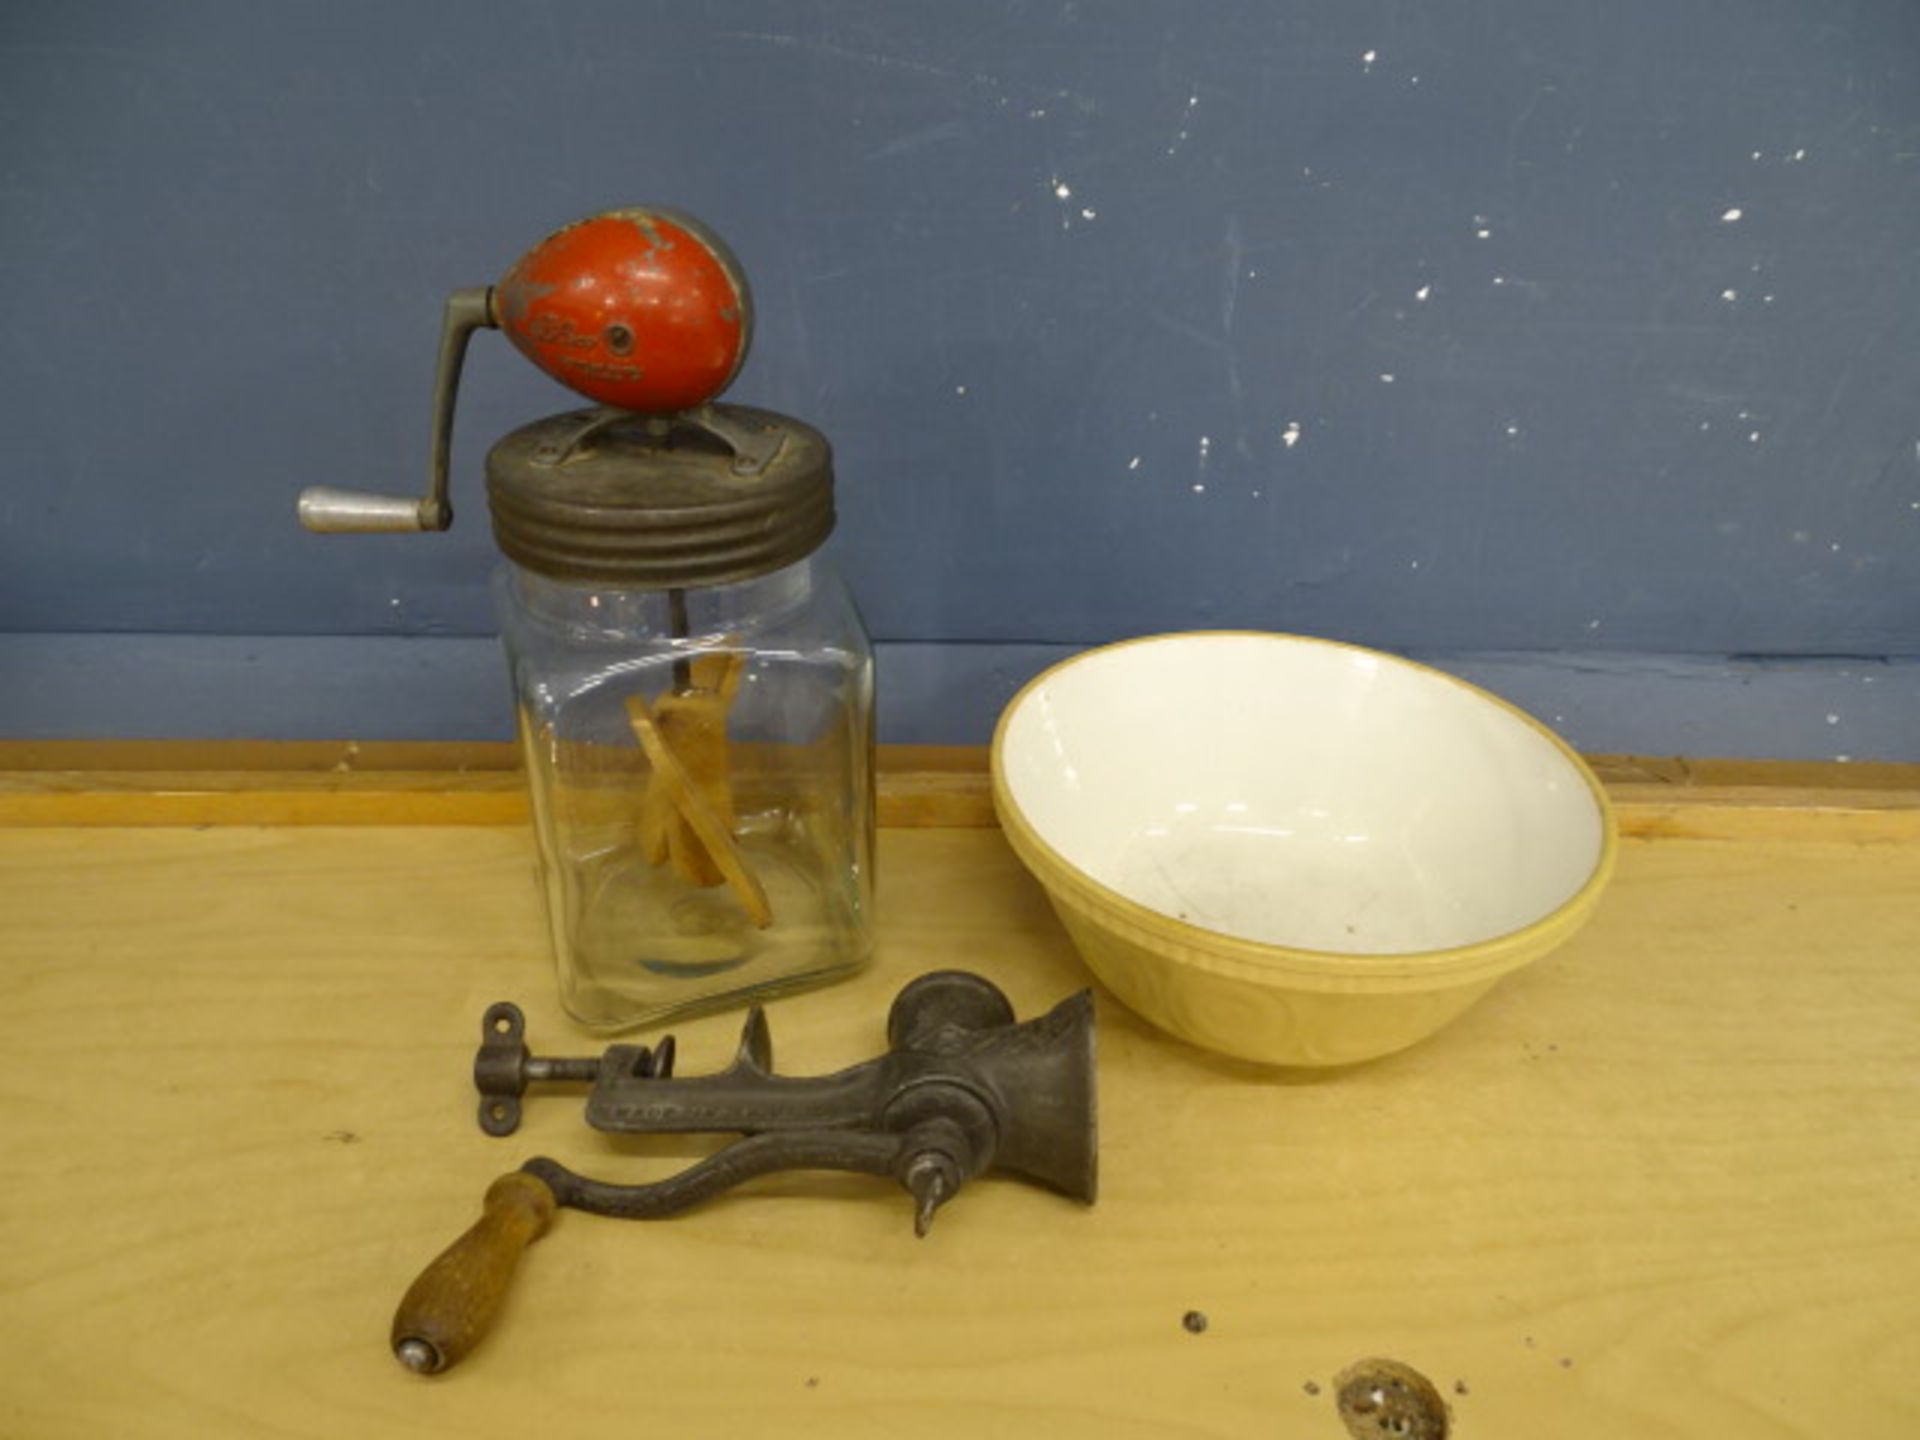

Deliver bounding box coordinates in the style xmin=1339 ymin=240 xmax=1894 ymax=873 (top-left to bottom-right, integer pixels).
xmin=390 ymin=1170 xmax=557 ymax=1375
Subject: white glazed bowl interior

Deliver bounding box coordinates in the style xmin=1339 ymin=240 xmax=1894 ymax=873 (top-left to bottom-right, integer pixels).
xmin=998 ymin=634 xmax=1607 ymax=957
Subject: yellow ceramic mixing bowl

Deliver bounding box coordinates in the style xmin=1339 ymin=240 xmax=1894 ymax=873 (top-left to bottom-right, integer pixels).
xmin=991 ymin=633 xmax=1616 ymax=1066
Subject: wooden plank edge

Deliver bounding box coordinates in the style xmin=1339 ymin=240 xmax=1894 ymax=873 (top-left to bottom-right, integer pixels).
xmin=0 ymin=740 xmax=992 ymax=775
xmin=0 ymin=769 xmax=992 ymax=829
xmin=5 ymin=742 xmax=1915 ymax=789
xmin=0 ymin=748 xmax=1915 ymax=839
xmin=0 ymin=739 xmax=523 ymax=773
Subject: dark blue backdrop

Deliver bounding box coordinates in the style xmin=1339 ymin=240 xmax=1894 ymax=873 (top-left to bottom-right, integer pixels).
xmin=3 ymin=1 xmax=1916 ymax=756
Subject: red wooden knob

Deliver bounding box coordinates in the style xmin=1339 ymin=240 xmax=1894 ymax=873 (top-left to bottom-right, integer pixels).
xmin=494 ymin=208 xmax=751 ymax=413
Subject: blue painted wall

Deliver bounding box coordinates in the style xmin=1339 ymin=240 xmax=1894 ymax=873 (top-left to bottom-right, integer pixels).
xmin=2 ymin=1 xmax=1916 ymax=756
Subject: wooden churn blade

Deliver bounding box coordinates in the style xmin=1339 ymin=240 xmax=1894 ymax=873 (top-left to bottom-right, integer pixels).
xmin=624 ymin=649 xmax=772 ymax=928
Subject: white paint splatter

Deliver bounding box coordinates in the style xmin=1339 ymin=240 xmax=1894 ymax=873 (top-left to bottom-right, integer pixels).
xmin=1504 ymin=421 xmax=1521 ymax=437
xmin=1379 ymin=373 xmax=1396 ymax=384
xmin=1751 ymin=150 xmax=1764 ymax=161
xmin=1721 ymin=207 xmax=1744 ymax=222
xmin=1047 ymin=176 xmax=1087 ymax=230
xmin=1198 ymin=434 xmax=1212 ymax=457
xmin=954 ymin=384 xmax=968 ymax=395
xmin=1826 ymin=712 xmax=1840 ymax=725
xmin=1080 ymin=207 xmax=1097 ymax=220
xmin=1281 ymin=421 xmax=1303 ymax=448
xmin=1409 ymin=560 xmax=1421 ymax=570
xmin=1127 ymin=456 xmax=1141 ymax=471
xmin=1749 ymin=431 xmax=1761 ymax=443
xmin=1492 ymin=275 xmax=1507 ymax=286
xmin=1164 ymin=97 xmax=1200 ymax=154
xmin=1414 ymin=284 xmax=1432 ymax=301
xmin=1791 ymin=148 xmax=1808 ymax=161
xmin=1721 ymin=288 xmax=1739 ymax=302
xmin=1587 ymin=619 xmax=1602 ymax=631
xmin=1361 ymin=48 xmax=1377 ymax=69
xmin=1192 ymin=484 xmax=1206 ymax=493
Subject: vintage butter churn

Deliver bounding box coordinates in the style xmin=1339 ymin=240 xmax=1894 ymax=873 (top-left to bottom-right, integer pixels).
xmin=299 ymin=209 xmax=874 ymax=1029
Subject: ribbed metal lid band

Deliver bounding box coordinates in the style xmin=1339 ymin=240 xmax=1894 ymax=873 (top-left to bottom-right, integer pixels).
xmin=484 ymin=403 xmax=835 ymax=588
xmin=491 ymin=498 xmax=835 ymax=587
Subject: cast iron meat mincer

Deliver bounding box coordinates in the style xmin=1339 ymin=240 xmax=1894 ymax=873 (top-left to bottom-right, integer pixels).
xmin=392 ymin=971 xmax=1099 ymax=1374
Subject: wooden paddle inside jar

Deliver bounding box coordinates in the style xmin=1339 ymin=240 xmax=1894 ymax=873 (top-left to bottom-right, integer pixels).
xmin=624 ymin=640 xmax=773 ymax=928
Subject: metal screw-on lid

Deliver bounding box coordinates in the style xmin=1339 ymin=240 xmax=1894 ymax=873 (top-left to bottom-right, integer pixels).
xmin=485 ymin=403 xmax=834 ymax=589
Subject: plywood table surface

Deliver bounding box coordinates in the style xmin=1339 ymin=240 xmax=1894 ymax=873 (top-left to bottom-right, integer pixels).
xmin=1 ymin=799 xmax=1917 ymax=1437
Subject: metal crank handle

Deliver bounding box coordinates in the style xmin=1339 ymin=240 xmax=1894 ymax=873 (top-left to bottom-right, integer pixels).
xmin=390 ymin=1171 xmax=557 ymax=1376
xmin=390 ymin=1129 xmax=937 ymax=1376
xmin=522 ymin=1130 xmax=911 ymax=1223
xmin=297 ymin=286 xmax=493 ymax=535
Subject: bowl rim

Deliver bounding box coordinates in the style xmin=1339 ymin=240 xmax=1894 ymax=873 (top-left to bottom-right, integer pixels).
xmin=989 ymin=630 xmax=1619 ymax=982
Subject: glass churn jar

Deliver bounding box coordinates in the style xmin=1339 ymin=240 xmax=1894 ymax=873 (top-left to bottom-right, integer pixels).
xmin=298 ymin=208 xmax=875 ymax=1029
